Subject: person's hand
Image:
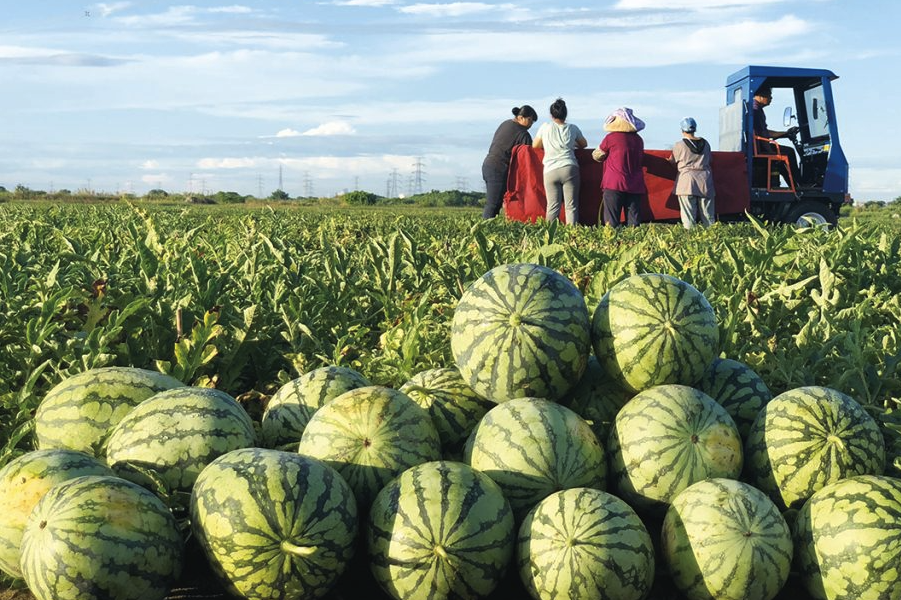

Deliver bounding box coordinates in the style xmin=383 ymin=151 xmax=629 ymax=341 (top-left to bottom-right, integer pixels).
xmin=786 ymin=126 xmax=800 ymax=137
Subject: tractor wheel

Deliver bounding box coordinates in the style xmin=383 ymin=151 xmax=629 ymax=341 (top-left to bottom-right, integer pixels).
xmin=785 ymin=200 xmax=837 ymax=227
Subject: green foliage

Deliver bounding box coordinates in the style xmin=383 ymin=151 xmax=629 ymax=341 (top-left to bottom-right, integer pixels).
xmin=213 ymin=191 xmax=247 ymax=204
xmin=269 ymin=189 xmax=290 ymax=201
xmin=342 ymin=190 xmax=379 ymax=205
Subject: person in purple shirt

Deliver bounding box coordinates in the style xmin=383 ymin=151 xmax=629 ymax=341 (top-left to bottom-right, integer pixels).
xmin=592 ymin=107 xmax=647 ymax=226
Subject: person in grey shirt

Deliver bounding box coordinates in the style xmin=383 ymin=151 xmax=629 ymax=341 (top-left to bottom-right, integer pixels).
xmin=482 ymin=105 xmax=538 ymax=219
xmin=668 ymin=117 xmax=715 ymax=228
xmin=533 ymin=98 xmax=588 ymax=224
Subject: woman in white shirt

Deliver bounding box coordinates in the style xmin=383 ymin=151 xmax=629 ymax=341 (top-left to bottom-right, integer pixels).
xmin=533 ymin=98 xmax=588 ymax=224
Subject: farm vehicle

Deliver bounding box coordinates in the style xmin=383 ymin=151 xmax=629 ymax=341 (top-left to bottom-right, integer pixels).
xmin=504 ymin=65 xmax=851 ymax=226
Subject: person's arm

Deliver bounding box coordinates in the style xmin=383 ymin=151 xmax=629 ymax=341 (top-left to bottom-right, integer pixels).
xmin=575 ymin=134 xmax=588 ymax=149
xmin=533 ymin=137 xmax=544 ymax=149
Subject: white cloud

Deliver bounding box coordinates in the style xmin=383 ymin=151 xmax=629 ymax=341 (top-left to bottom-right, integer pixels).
xmin=301 ymin=121 xmax=357 ymax=136
xmin=613 ymin=0 xmax=779 ymax=8
xmin=275 ymin=128 xmax=302 ymax=138
xmin=334 ymin=0 xmax=399 ymax=6
xmin=140 ymin=160 xmax=160 ymax=169
xmin=399 ymin=3 xmax=515 ymax=17
xmin=94 ymin=2 xmax=132 ymax=17
xmin=209 ymin=6 xmax=254 ymax=14
xmin=197 ymin=157 xmax=259 ymax=169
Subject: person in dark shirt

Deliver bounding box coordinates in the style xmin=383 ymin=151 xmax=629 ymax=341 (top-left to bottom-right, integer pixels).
xmin=482 ymin=105 xmax=538 ymax=219
xmin=752 ymin=87 xmax=800 ymax=187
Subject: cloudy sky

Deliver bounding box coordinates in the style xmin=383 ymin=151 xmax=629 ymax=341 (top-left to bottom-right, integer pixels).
xmin=1 ymin=0 xmax=899 ymax=200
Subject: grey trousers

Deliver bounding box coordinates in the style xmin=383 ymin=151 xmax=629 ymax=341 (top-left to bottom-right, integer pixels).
xmin=678 ymin=195 xmax=715 ymax=228
xmin=544 ymin=165 xmax=580 ymax=224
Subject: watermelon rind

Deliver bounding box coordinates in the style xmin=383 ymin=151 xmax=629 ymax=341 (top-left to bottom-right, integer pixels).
xmin=451 ymin=263 xmax=590 ymax=403
xmin=368 ymin=460 xmax=514 ymax=600
xmin=260 ymin=366 xmax=371 ymax=449
xmin=105 ymin=386 xmax=256 ymax=496
xmin=608 ymin=384 xmax=742 ymax=514
xmin=517 ymin=487 xmax=654 ymax=600
xmin=0 ymin=449 xmax=114 ymax=579
xmin=795 ymin=475 xmax=901 ymax=600
xmin=34 ymin=366 xmax=184 ymax=455
xmin=399 ymin=367 xmax=494 ymax=455
xmin=464 ymin=397 xmax=606 ymax=520
xmin=558 ymin=356 xmax=634 ymax=446
xmin=696 ymin=357 xmax=772 ymax=439
xmin=191 ymin=448 xmax=358 ymax=600
xmin=744 ymin=386 xmax=885 ymax=510
xmin=19 ymin=475 xmax=183 ymax=600
xmin=662 ymin=478 xmax=793 ymax=600
xmin=298 ymin=385 xmax=441 ymax=510
xmin=591 ymin=273 xmax=718 ymax=393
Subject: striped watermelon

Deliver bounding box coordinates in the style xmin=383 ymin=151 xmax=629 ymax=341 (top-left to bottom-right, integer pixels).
xmin=105 ymin=386 xmax=256 ymax=496
xmin=0 ymin=449 xmax=114 ymax=579
xmin=191 ymin=448 xmax=358 ymax=600
xmin=696 ymin=357 xmax=772 ymax=438
xmin=19 ymin=475 xmax=183 ymax=600
xmin=464 ymin=397 xmax=606 ymax=520
xmin=368 ymin=460 xmax=514 ymax=600
xmin=517 ymin=487 xmax=654 ymax=600
xmin=608 ymin=384 xmax=742 ymax=513
xmin=662 ymin=478 xmax=792 ymax=600
xmin=450 ymin=263 xmax=590 ymax=403
xmin=795 ymin=475 xmax=901 ymax=600
xmin=260 ymin=366 xmax=371 ymax=449
xmin=591 ymin=273 xmax=718 ymax=393
xmin=34 ymin=366 xmax=184 ymax=455
xmin=558 ymin=356 xmax=634 ymax=445
xmin=744 ymin=386 xmax=885 ymax=510
xmin=399 ymin=367 xmax=494 ymax=455
xmin=298 ymin=385 xmax=441 ymax=509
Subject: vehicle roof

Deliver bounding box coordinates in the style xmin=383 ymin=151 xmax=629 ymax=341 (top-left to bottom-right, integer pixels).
xmin=726 ymin=65 xmax=838 ymax=88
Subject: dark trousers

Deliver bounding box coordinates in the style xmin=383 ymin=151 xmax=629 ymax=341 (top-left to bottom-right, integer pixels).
xmin=602 ymin=189 xmax=641 ymax=226
xmin=482 ymin=164 xmax=508 ymax=219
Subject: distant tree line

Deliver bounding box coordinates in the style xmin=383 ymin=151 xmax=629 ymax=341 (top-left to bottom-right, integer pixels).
xmin=0 ymin=185 xmax=485 ymax=208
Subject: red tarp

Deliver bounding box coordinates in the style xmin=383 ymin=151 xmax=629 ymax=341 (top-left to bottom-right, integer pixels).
xmin=503 ymin=146 xmax=751 ymax=226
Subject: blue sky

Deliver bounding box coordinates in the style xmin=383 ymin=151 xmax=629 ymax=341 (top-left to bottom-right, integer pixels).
xmin=1 ymin=0 xmax=899 ymax=200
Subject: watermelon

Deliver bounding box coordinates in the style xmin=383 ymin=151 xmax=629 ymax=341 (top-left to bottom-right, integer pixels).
xmin=34 ymin=366 xmax=184 ymax=455
xmin=368 ymin=460 xmax=514 ymax=600
xmin=464 ymin=397 xmax=606 ymax=520
xmin=450 ymin=263 xmax=590 ymax=403
xmin=608 ymin=384 xmax=742 ymax=513
xmin=399 ymin=367 xmax=494 ymax=455
xmin=298 ymin=385 xmax=441 ymax=509
xmin=558 ymin=356 xmax=634 ymax=445
xmin=696 ymin=357 xmax=772 ymax=438
xmin=19 ymin=475 xmax=183 ymax=600
xmin=0 ymin=449 xmax=114 ymax=579
xmin=591 ymin=273 xmax=718 ymax=393
xmin=105 ymin=386 xmax=256 ymax=496
xmin=744 ymin=386 xmax=885 ymax=510
xmin=662 ymin=478 xmax=792 ymax=600
xmin=191 ymin=448 xmax=358 ymax=600
xmin=260 ymin=366 xmax=371 ymax=449
xmin=795 ymin=475 xmax=901 ymax=600
xmin=517 ymin=487 xmax=654 ymax=600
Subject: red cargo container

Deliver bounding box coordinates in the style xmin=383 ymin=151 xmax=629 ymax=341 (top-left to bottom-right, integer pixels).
xmin=503 ymin=145 xmax=751 ymax=226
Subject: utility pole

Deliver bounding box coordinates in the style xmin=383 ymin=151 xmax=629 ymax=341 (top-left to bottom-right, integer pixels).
xmin=303 ymin=171 xmax=314 ymax=198
xmin=455 ymin=176 xmax=469 ymax=191
xmin=257 ymin=174 xmax=263 ymax=198
xmin=278 ymin=164 xmax=284 ymax=191
xmin=387 ymin=168 xmax=399 ymax=198
xmin=411 ymin=156 xmax=426 ymax=195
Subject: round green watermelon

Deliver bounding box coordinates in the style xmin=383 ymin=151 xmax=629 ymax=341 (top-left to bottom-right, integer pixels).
xmin=260 ymin=366 xmax=371 ymax=449
xmin=19 ymin=475 xmax=183 ymax=600
xmin=662 ymin=478 xmax=792 ymax=600
xmin=105 ymin=386 xmax=256 ymax=496
xmin=608 ymin=384 xmax=742 ymax=513
xmin=558 ymin=356 xmax=634 ymax=446
xmin=591 ymin=273 xmax=718 ymax=393
xmin=368 ymin=461 xmax=514 ymax=600
xmin=34 ymin=366 xmax=184 ymax=455
xmin=191 ymin=448 xmax=358 ymax=600
xmin=745 ymin=386 xmax=885 ymax=510
xmin=451 ymin=263 xmax=590 ymax=403
xmin=0 ymin=449 xmax=114 ymax=579
xmin=696 ymin=357 xmax=772 ymax=438
xmin=464 ymin=397 xmax=606 ymax=520
xmin=517 ymin=487 xmax=654 ymax=600
xmin=298 ymin=385 xmax=441 ymax=509
xmin=399 ymin=367 xmax=494 ymax=455
xmin=795 ymin=475 xmax=901 ymax=600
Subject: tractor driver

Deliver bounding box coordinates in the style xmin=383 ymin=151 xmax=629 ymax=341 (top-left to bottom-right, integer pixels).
xmin=752 ymin=86 xmax=801 ymax=187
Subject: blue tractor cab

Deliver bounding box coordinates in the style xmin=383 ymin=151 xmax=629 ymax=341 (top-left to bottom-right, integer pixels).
xmin=720 ymin=65 xmax=850 ymax=225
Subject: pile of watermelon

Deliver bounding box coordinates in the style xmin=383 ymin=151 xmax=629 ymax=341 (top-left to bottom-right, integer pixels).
xmin=1 ymin=263 xmax=898 ymax=600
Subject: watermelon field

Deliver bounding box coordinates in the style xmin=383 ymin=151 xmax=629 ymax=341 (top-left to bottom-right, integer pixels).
xmin=1 ymin=201 xmax=901 ymax=600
